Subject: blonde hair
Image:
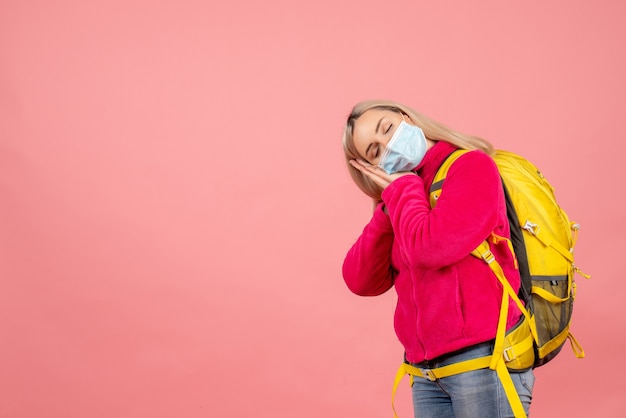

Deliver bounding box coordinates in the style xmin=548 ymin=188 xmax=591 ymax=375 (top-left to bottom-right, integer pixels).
xmin=342 ymin=99 xmax=495 ymax=200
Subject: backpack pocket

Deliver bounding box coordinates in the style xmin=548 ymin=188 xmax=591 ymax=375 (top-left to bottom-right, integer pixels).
xmin=503 ymin=315 xmax=535 ymax=371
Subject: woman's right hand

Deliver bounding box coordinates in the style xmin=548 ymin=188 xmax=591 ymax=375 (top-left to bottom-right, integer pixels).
xmin=349 ymin=159 xmax=416 ymax=191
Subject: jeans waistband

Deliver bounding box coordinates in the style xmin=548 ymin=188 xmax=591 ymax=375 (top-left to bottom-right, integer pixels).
xmin=408 ymin=339 xmax=495 ymax=369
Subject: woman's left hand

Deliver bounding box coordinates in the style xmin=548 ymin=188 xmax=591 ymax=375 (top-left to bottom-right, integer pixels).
xmin=349 ymin=159 xmax=416 ymax=190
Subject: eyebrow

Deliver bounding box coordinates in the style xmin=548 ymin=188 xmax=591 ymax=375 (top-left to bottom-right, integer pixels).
xmin=375 ymin=117 xmax=383 ymax=134
xmin=364 ymin=117 xmax=385 ymax=158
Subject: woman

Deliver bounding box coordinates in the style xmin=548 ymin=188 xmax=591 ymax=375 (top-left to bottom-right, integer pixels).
xmin=341 ymin=100 xmax=534 ymax=417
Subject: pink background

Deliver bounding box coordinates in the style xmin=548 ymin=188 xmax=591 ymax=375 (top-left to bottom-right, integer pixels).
xmin=1 ymin=1 xmax=624 ymax=417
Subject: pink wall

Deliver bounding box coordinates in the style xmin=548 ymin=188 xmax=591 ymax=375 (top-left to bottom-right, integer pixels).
xmin=1 ymin=1 xmax=624 ymax=417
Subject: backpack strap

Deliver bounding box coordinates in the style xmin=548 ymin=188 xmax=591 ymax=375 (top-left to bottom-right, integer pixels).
xmin=429 ymin=149 xmax=470 ymax=208
xmin=519 ymin=219 xmax=574 ymax=263
xmin=471 ymin=237 xmax=535 ymax=418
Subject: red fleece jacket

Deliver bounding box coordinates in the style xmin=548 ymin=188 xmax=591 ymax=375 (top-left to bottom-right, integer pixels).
xmin=342 ymin=141 xmax=522 ymax=363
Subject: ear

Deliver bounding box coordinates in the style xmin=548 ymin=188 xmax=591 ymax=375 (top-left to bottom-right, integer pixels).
xmin=401 ymin=112 xmax=414 ymax=124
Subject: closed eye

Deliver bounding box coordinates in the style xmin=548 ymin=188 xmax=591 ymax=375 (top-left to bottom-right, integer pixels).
xmin=385 ymin=124 xmax=392 ymax=134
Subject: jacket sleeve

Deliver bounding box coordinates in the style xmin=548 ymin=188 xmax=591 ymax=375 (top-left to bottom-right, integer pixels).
xmin=380 ymin=150 xmax=502 ymax=270
xmin=342 ymin=203 xmax=396 ymax=296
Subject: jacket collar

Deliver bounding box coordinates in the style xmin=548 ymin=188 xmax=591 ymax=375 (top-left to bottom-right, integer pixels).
xmin=413 ymin=141 xmax=458 ymax=180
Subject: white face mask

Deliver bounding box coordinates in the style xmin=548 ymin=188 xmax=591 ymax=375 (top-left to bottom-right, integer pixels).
xmin=377 ymin=119 xmax=427 ymax=174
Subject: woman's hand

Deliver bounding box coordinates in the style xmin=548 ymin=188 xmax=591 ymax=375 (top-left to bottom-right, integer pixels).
xmin=349 ymin=159 xmax=416 ymax=190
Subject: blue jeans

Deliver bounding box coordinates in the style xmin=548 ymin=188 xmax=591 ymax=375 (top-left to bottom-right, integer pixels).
xmin=410 ymin=342 xmax=534 ymax=417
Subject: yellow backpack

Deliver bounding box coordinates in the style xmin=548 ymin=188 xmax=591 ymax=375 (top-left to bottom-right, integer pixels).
xmin=391 ymin=149 xmax=591 ymax=418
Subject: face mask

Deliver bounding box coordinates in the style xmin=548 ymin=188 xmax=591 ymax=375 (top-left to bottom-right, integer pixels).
xmin=377 ymin=120 xmax=427 ymax=174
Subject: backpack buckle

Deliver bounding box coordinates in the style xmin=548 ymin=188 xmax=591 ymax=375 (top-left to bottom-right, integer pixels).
xmin=522 ymin=220 xmax=538 ymax=235
xmin=419 ymin=368 xmax=437 ymax=381
xmin=503 ymin=346 xmax=515 ymax=362
xmin=480 ymin=250 xmax=495 ymax=264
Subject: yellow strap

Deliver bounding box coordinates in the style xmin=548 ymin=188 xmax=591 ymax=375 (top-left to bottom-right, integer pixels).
xmin=407 ymin=356 xmax=493 ymax=380
xmin=505 ymin=331 xmax=535 ymax=363
xmin=490 ymin=280 xmax=510 ymax=370
xmin=470 ymin=242 xmax=527 ymax=317
xmin=430 ymin=149 xmax=470 ymax=207
xmin=392 ymin=364 xmax=408 ymax=418
xmin=567 ymin=332 xmax=585 ymax=359
xmin=433 ymin=149 xmax=469 ymax=184
xmin=530 ymin=225 xmax=575 ymax=263
xmin=471 ymin=239 xmax=538 ymax=341
xmin=571 ymin=222 xmax=580 ymax=247
xmin=531 ymin=285 xmax=569 ymax=303
xmin=472 ymin=238 xmax=530 ymax=418
xmin=494 ymin=359 xmax=528 ymax=417
xmin=574 ymin=266 xmax=592 ymax=279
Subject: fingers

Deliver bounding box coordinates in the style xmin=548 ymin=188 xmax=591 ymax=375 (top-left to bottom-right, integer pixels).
xmin=350 ymin=159 xmax=381 ymax=176
xmin=350 ymin=159 xmax=383 ymax=174
xmin=349 ymin=159 xmax=391 ymax=189
xmin=350 ymin=159 xmax=418 ymax=188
